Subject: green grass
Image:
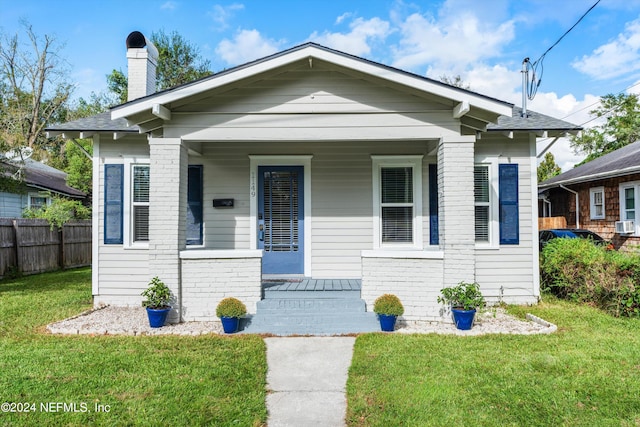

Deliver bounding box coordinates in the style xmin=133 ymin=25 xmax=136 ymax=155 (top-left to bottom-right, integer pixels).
xmin=0 ymin=268 xmax=267 ymax=426
xmin=347 ymin=298 xmax=640 ymax=427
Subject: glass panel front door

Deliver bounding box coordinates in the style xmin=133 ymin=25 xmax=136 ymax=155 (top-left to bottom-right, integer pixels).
xmin=258 ymin=166 xmax=304 ymax=274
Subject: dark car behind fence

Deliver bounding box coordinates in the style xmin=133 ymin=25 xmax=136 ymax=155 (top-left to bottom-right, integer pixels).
xmin=0 ymin=218 xmax=91 ymax=278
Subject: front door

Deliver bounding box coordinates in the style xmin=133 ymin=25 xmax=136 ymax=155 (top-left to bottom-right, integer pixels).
xmin=258 ymin=166 xmax=304 ymax=274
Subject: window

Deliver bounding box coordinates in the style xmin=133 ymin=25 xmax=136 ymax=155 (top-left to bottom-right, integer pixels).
xmin=474 ymin=162 xmax=519 ymax=246
xmin=105 ymin=163 xmax=204 ymax=246
xmin=372 ymin=156 xmax=423 ymax=249
xmin=620 ymin=182 xmax=639 ymax=235
xmin=590 ymin=187 xmax=605 ymax=220
xmin=28 ymin=193 xmax=50 ymax=210
xmin=132 ymin=165 xmax=150 ymax=242
xmin=474 ymin=165 xmax=490 ymax=242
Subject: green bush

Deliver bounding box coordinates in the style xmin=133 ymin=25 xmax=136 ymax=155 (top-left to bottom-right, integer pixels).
xmin=541 ymin=238 xmax=640 ymax=317
xmin=373 ymin=294 xmax=404 ymax=316
xmin=216 ymin=297 xmax=247 ymax=318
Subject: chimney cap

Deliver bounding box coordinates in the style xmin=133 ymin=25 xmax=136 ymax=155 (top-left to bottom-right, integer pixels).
xmin=126 ymin=31 xmax=158 ymax=60
xmin=126 ymin=31 xmax=147 ymax=49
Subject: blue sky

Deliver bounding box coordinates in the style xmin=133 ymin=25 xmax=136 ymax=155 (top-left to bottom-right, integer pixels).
xmin=2 ymin=0 xmax=640 ymax=169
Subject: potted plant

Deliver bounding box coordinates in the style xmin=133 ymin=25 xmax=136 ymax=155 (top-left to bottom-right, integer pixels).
xmin=141 ymin=276 xmax=172 ymax=328
xmin=437 ymin=281 xmax=485 ymax=330
xmin=216 ymin=297 xmax=247 ymax=334
xmin=373 ymin=294 xmax=404 ymax=332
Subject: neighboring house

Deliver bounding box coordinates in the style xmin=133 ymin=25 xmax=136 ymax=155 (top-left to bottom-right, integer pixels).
xmin=539 ymin=140 xmax=640 ymax=250
xmin=46 ymin=32 xmax=578 ymax=323
xmin=0 ymin=158 xmax=86 ymax=218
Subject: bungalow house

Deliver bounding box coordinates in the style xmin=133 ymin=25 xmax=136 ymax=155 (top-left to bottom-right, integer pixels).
xmin=0 ymin=158 xmax=86 ymax=218
xmin=539 ymin=140 xmax=640 ymax=250
xmin=46 ymin=32 xmax=578 ymax=326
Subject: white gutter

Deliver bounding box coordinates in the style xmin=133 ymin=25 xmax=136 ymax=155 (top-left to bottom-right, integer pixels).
xmin=559 ymin=184 xmax=579 ymax=229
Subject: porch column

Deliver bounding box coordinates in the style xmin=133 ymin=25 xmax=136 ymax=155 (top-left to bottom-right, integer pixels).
xmin=149 ymin=137 xmax=188 ymax=322
xmin=437 ymin=135 xmax=476 ymax=287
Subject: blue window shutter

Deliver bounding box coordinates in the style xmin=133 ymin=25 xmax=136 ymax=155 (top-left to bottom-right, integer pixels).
xmin=186 ymin=165 xmax=203 ymax=245
xmin=104 ymin=164 xmax=124 ymax=244
xmin=499 ymin=164 xmax=519 ymax=245
xmin=428 ymin=164 xmax=439 ymax=245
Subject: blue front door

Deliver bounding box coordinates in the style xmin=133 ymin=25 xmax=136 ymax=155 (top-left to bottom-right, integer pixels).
xmin=258 ymin=166 xmax=304 ymax=274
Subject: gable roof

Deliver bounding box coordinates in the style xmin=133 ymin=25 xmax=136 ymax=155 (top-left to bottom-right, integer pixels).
xmin=1 ymin=159 xmax=86 ymax=198
xmin=539 ymin=140 xmax=640 ymax=189
xmin=47 ymin=42 xmax=579 ymax=138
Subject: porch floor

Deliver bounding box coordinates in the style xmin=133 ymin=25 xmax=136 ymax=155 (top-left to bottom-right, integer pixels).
xmin=262 ymin=278 xmax=361 ymax=292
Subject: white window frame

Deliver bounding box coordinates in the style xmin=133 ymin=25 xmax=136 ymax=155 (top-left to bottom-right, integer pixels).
xmin=371 ymin=155 xmax=423 ymax=250
xmin=589 ymin=186 xmax=605 ymax=220
xmin=474 ymin=157 xmax=499 ymax=249
xmin=27 ymin=192 xmax=51 ymax=210
xmin=619 ymin=181 xmax=640 ymax=236
xmin=123 ymin=159 xmax=150 ymax=249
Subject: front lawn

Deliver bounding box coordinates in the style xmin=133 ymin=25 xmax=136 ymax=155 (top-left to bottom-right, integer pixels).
xmin=0 ymin=269 xmax=267 ymax=426
xmin=347 ymin=298 xmax=640 ymax=426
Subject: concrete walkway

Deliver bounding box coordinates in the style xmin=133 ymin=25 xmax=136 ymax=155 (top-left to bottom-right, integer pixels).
xmin=265 ymin=337 xmax=355 ymax=427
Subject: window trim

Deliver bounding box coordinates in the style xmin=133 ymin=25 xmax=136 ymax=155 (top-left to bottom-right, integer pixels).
xmin=474 ymin=158 xmax=499 ymax=249
xmin=619 ymin=181 xmax=640 ymax=236
xmin=123 ymin=159 xmax=150 ymax=249
xmin=27 ymin=192 xmax=51 ymax=210
xmin=371 ymin=155 xmax=423 ymax=250
xmin=589 ymin=186 xmax=605 ymax=220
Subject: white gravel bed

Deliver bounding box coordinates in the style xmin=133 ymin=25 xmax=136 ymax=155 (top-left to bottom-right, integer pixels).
xmin=47 ymin=305 xmax=556 ymax=336
xmin=395 ymin=308 xmax=557 ymax=335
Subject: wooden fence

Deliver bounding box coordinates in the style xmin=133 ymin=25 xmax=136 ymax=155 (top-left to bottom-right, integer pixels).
xmin=538 ymin=216 xmax=568 ymax=230
xmin=0 ymin=218 xmax=91 ymax=278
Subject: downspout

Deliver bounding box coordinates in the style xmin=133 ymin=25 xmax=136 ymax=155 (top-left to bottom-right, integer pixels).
xmin=559 ymin=185 xmax=579 ymax=229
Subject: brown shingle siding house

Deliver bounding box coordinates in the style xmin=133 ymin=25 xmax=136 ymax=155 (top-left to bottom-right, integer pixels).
xmin=539 ymin=141 xmax=640 ymax=250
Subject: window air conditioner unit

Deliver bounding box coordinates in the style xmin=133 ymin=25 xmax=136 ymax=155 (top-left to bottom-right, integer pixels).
xmin=615 ymin=220 xmax=634 ymax=234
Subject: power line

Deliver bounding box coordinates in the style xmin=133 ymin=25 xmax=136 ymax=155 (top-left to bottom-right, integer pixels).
xmin=526 ymin=0 xmax=601 ymax=101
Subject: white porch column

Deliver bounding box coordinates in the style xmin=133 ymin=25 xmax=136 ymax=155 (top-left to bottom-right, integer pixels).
xmin=437 ymin=135 xmax=476 ymax=287
xmin=149 ymin=137 xmax=188 ymax=322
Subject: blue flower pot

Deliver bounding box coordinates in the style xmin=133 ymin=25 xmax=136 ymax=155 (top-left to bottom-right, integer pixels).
xmin=452 ymin=308 xmax=476 ymax=330
xmin=378 ymin=314 xmax=397 ymax=332
xmin=220 ymin=316 xmax=240 ymax=334
xmin=146 ymin=307 xmax=171 ymax=328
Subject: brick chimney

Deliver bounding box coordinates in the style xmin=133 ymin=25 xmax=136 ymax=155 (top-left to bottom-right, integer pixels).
xmin=125 ymin=31 xmax=159 ymax=101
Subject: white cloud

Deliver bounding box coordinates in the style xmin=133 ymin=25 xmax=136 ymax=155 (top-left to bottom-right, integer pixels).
xmin=572 ymin=17 xmax=640 ymax=80
xmin=308 ymin=17 xmax=391 ymax=57
xmin=216 ymin=29 xmax=281 ymax=65
xmin=335 ymin=12 xmax=353 ymax=25
xmin=208 ymin=3 xmax=245 ymax=31
xmin=392 ymin=11 xmax=515 ymax=71
xmin=160 ymin=1 xmax=177 ymax=11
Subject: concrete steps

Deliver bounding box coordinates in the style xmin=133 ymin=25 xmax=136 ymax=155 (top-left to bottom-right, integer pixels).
xmin=242 ymin=282 xmax=380 ymax=335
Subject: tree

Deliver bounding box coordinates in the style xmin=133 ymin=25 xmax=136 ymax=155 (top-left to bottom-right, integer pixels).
xmin=570 ymin=93 xmax=640 ymax=164
xmin=440 ymin=74 xmax=471 ymax=90
xmin=107 ymin=29 xmax=212 ymax=104
xmin=537 ymin=152 xmax=562 ymax=183
xmin=0 ymin=21 xmax=73 ymax=151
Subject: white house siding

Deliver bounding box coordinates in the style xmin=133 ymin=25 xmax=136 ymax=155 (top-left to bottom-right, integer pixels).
xmin=196 ymin=141 xmax=437 ymax=278
xmin=474 ymin=134 xmax=539 ymax=305
xmin=94 ymin=136 xmax=150 ymax=307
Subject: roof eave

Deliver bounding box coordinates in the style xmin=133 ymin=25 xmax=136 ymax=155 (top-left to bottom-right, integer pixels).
xmin=539 ymin=165 xmax=640 ymax=189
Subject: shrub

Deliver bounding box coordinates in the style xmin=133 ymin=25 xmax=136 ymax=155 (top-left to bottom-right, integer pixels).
xmin=373 ymin=294 xmax=404 ymax=316
xmin=437 ymin=281 xmax=485 ymax=311
xmin=141 ymin=277 xmax=171 ymax=309
xmin=216 ymin=297 xmax=247 ymax=318
xmin=540 ymin=238 xmax=640 ymax=317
